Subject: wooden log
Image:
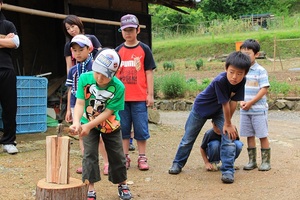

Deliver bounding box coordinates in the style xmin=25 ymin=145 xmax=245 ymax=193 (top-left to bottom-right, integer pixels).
xmin=46 ymin=135 xmax=70 ymax=184
xmin=36 ymin=178 xmax=88 ymax=200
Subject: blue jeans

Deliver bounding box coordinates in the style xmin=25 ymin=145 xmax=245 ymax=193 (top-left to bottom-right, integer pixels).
xmin=207 ymin=139 xmax=243 ymax=163
xmin=172 ymin=107 xmax=236 ymax=174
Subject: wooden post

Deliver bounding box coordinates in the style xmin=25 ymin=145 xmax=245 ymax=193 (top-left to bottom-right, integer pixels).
xmin=273 ymin=36 xmax=276 ymax=71
xmin=36 ymin=135 xmax=88 ymax=199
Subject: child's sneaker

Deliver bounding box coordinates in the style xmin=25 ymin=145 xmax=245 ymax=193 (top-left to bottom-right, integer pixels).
xmin=118 ymin=184 xmax=132 ymax=200
xmin=87 ymin=190 xmax=96 ymax=200
xmin=126 ymin=155 xmax=131 ymax=170
xmin=129 ymin=143 xmax=135 ymax=151
xmin=138 ymin=156 xmax=149 ymax=170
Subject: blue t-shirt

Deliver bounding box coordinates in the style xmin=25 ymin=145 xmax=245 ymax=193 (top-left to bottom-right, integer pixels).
xmin=193 ymin=72 xmax=246 ymax=118
xmin=65 ymin=57 xmax=93 ymax=107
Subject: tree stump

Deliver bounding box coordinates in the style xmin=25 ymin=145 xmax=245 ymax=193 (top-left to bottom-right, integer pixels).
xmin=36 ymin=178 xmax=88 ymax=200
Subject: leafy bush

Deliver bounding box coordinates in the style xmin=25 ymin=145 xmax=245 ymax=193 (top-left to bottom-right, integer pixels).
xmin=269 ymin=78 xmax=291 ymax=96
xmin=195 ymin=59 xmax=204 ymax=70
xmin=163 ymin=61 xmax=175 ymax=70
xmin=154 ymin=76 xmax=162 ymax=98
xmin=161 ymin=72 xmax=186 ymax=98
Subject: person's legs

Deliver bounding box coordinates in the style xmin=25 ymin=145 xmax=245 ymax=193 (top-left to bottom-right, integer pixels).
xmin=131 ymin=102 xmax=150 ymax=170
xmin=169 ymin=108 xmax=206 ymax=174
xmin=207 ymin=140 xmax=221 ymax=163
xmin=234 ymin=140 xmax=243 ymax=159
xmin=0 ymin=69 xmax=18 ymax=154
xmin=82 ymin=128 xmax=101 ymax=192
xmin=99 ymin=135 xmax=109 ymax=175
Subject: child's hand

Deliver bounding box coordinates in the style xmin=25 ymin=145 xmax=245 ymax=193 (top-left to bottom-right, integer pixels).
xmin=146 ymin=94 xmax=154 ymax=107
xmin=240 ymin=101 xmax=252 ymax=111
xmin=205 ymin=162 xmax=213 ymax=171
xmin=223 ymin=124 xmax=238 ymax=140
xmin=65 ymin=110 xmax=73 ymax=123
xmin=69 ymin=124 xmax=82 ymax=135
xmin=78 ymin=124 xmax=91 ymax=137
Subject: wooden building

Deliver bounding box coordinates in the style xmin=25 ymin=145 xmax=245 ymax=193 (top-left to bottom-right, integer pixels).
xmin=2 ymin=0 xmax=196 ymax=78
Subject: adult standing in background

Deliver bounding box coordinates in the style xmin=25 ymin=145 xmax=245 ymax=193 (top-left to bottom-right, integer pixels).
xmin=62 ymin=14 xmax=101 ymax=73
xmin=0 ymin=0 xmax=20 ymax=154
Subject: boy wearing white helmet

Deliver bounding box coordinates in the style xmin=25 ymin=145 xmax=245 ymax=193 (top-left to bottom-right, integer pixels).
xmin=70 ymin=48 xmax=132 ymax=200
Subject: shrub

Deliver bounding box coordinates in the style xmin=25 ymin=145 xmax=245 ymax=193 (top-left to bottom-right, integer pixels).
xmin=163 ymin=61 xmax=175 ymax=70
xmin=161 ymin=72 xmax=186 ymax=98
xmin=269 ymin=78 xmax=291 ymax=96
xmin=154 ymin=76 xmax=161 ymax=98
xmin=195 ymin=59 xmax=204 ymax=70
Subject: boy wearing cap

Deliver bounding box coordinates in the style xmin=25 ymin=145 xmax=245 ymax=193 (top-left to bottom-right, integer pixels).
xmin=65 ymin=34 xmax=109 ymax=177
xmin=69 ymin=48 xmax=132 ymax=200
xmin=116 ymin=14 xmax=156 ymax=171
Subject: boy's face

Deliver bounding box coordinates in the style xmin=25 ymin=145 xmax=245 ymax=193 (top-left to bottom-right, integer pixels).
xmin=241 ymin=48 xmax=258 ymax=65
xmin=71 ymin=44 xmax=91 ymax=62
xmin=93 ymin=71 xmax=111 ymax=87
xmin=121 ymin=27 xmax=140 ymax=43
xmin=226 ymin=65 xmax=246 ymax=85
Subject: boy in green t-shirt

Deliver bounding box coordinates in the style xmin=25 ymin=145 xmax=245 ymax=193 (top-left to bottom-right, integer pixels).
xmin=69 ymin=48 xmax=132 ymax=200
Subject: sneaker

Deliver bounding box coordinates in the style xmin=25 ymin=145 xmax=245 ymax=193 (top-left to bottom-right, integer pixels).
xmin=103 ymin=164 xmax=109 ymax=175
xmin=118 ymin=184 xmax=132 ymax=200
xmin=3 ymin=144 xmax=18 ymax=154
xmin=87 ymin=190 xmax=96 ymax=200
xmin=126 ymin=155 xmax=131 ymax=170
xmin=129 ymin=143 xmax=135 ymax=151
xmin=138 ymin=156 xmax=149 ymax=170
xmin=221 ymin=173 xmax=234 ymax=184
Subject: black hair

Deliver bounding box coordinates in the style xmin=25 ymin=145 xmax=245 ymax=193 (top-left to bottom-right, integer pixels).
xmin=225 ymin=51 xmax=251 ymax=74
xmin=240 ymin=39 xmax=260 ymax=54
xmin=62 ymin=15 xmax=85 ymax=40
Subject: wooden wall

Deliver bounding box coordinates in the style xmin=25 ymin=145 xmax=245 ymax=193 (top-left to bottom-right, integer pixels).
xmin=2 ymin=0 xmax=151 ymax=78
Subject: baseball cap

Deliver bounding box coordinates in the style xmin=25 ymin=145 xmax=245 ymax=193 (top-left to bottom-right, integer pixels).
xmin=120 ymin=14 xmax=139 ymax=30
xmin=92 ymin=48 xmax=121 ymax=79
xmin=70 ymin=34 xmax=92 ymax=48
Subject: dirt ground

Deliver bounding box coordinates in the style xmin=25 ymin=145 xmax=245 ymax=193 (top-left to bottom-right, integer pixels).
xmin=1 ymin=110 xmax=300 ymax=200
xmin=1 ymin=57 xmax=300 ymax=200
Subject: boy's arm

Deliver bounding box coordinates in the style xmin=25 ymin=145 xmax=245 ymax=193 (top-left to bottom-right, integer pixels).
xmin=146 ymin=70 xmax=154 ymax=107
xmin=222 ymin=101 xmax=237 ymax=140
xmin=80 ymin=108 xmax=114 ymax=136
xmin=69 ymin=98 xmax=85 ymax=135
xmin=65 ymin=88 xmax=72 ymax=122
xmin=240 ymin=87 xmax=269 ymax=110
xmin=200 ymin=147 xmax=213 ymax=170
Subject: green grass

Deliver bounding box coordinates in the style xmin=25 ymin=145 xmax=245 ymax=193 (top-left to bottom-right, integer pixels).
xmin=153 ymin=28 xmax=300 ymax=62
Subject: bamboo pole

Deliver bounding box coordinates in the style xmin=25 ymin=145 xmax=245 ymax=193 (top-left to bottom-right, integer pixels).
xmin=2 ymin=3 xmax=146 ymax=28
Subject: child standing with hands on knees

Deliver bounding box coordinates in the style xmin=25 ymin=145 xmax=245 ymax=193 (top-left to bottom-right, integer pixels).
xmin=239 ymin=39 xmax=271 ymax=171
xmin=169 ymin=51 xmax=251 ymax=184
xmin=69 ymin=48 xmax=132 ymax=200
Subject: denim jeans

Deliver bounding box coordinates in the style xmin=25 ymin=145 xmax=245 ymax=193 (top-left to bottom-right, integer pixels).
xmin=172 ymin=106 xmax=236 ymax=174
xmin=207 ymin=139 xmax=243 ymax=163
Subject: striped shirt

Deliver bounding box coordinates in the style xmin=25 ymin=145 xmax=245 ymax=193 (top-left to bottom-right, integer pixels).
xmin=240 ymin=62 xmax=270 ymax=115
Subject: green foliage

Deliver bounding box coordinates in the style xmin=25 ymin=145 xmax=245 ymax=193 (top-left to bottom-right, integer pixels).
xmin=269 ymin=78 xmax=291 ymax=96
xmin=195 ymin=59 xmax=204 ymax=70
xmin=160 ymin=72 xmax=186 ymax=99
xmin=163 ymin=61 xmax=175 ymax=70
xmin=153 ymin=76 xmax=161 ymax=98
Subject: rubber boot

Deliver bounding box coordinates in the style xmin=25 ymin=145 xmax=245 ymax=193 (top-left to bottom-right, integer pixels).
xmin=258 ymin=148 xmax=271 ymax=171
xmin=243 ymin=147 xmax=258 ymax=170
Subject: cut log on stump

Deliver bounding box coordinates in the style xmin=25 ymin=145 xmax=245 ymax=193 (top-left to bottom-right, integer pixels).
xmin=46 ymin=135 xmax=70 ymax=184
xmin=36 ymin=178 xmax=88 ymax=200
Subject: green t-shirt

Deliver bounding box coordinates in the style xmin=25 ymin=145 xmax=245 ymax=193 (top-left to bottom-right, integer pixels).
xmin=76 ymin=71 xmax=125 ymax=133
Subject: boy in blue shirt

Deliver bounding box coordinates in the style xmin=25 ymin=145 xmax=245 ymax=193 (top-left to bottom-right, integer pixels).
xmin=69 ymin=48 xmax=132 ymax=200
xmin=200 ymin=121 xmax=243 ymax=171
xmin=169 ymin=51 xmax=251 ymax=184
